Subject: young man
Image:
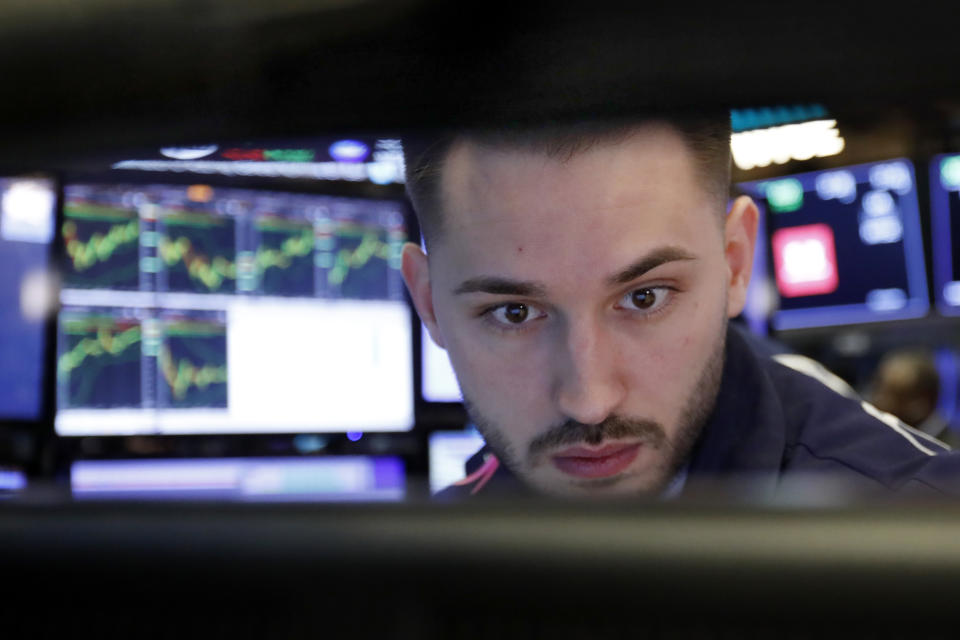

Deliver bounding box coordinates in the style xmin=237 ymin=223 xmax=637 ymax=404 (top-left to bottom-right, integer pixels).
xmin=400 ymin=114 xmax=958 ymax=500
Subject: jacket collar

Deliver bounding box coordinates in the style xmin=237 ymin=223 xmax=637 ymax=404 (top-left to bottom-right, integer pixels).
xmin=684 ymin=324 xmax=787 ymax=496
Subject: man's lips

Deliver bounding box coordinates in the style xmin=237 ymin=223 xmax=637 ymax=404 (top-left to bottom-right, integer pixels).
xmin=550 ymin=443 xmax=642 ymax=479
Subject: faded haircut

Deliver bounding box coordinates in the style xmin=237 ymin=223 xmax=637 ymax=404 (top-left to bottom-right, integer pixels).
xmin=403 ymin=112 xmax=732 ymax=248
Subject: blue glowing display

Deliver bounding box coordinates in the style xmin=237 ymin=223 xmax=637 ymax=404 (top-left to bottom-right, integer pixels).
xmin=730 ymin=104 xmax=829 ymax=133
xmin=329 ymin=140 xmax=370 ymax=163
xmin=740 ymin=159 xmax=929 ymax=330
xmin=929 ymin=154 xmax=960 ymax=315
xmin=0 ymin=177 xmax=55 ymax=421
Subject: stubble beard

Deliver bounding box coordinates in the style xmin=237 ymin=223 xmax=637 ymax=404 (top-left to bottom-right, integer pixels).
xmin=461 ymin=320 xmax=728 ymax=497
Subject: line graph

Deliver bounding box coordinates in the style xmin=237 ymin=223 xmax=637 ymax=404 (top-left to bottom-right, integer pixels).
xmin=62 ymin=203 xmax=140 ymax=289
xmin=159 ymin=212 xmax=236 ymax=293
xmin=58 ymin=317 xmax=142 ymax=408
xmin=255 ymin=217 xmax=314 ymax=296
xmin=324 ymin=224 xmax=393 ymax=299
xmin=158 ymin=320 xmax=228 ymax=408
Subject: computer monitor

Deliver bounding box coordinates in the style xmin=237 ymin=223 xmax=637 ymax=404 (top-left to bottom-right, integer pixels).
xmin=71 ymin=455 xmax=405 ymax=501
xmin=111 ymin=137 xmax=405 ymax=186
xmin=55 ymin=182 xmax=414 ymax=436
xmin=929 ymin=153 xmax=960 ymax=315
xmin=739 ymin=159 xmax=929 ymax=330
xmin=0 ymin=177 xmax=56 ymax=422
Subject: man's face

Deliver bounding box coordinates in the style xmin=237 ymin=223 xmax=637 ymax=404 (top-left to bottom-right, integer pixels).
xmin=404 ymin=124 xmax=757 ymax=497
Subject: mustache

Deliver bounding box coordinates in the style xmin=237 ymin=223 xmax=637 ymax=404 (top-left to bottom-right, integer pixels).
xmin=526 ymin=415 xmax=667 ymax=463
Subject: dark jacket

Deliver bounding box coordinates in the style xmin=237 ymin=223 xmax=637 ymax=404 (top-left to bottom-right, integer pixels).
xmin=438 ymin=324 xmax=960 ymax=502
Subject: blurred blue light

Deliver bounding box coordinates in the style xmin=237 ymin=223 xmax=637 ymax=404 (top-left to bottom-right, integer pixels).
xmin=346 ymin=431 xmax=363 ymax=442
xmin=329 ymin=140 xmax=370 ymax=163
xmin=730 ymin=104 xmax=830 ymax=133
xmin=0 ymin=470 xmax=26 ymax=491
xmin=159 ymin=145 xmax=218 ymax=160
xmin=293 ymin=434 xmax=327 ymax=454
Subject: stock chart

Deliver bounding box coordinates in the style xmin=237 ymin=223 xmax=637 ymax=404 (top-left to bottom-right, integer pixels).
xmin=320 ymin=222 xmax=396 ymax=300
xmin=58 ymin=314 xmax=142 ymax=408
xmin=62 ymin=202 xmax=140 ymax=290
xmin=56 ymin=183 xmax=413 ymax=435
xmin=158 ymin=317 xmax=228 ymax=409
xmin=255 ymin=216 xmax=315 ymax=296
xmin=160 ymin=211 xmax=237 ymax=294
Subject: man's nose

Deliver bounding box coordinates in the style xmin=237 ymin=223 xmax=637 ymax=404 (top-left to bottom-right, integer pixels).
xmin=551 ymin=318 xmax=627 ymax=425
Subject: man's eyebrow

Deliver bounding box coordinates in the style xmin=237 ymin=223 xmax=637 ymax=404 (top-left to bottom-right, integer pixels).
xmin=607 ymin=246 xmax=698 ymax=286
xmin=452 ymin=246 xmax=696 ymax=296
xmin=453 ymin=277 xmax=548 ymax=297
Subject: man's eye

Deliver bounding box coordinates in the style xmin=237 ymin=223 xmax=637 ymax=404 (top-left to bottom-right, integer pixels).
xmin=489 ymin=302 xmax=544 ymax=326
xmin=619 ymin=287 xmax=671 ymax=313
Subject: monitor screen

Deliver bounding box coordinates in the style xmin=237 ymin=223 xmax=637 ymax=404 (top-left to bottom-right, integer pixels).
xmin=929 ymin=153 xmax=960 ymax=315
xmin=55 ymin=183 xmax=413 ymax=436
xmin=738 ymin=197 xmax=774 ymax=336
xmin=71 ymin=455 xmax=405 ymax=501
xmin=0 ymin=177 xmax=56 ymax=421
xmin=111 ymin=137 xmax=405 ymax=186
xmin=739 ymin=159 xmax=929 ymax=330
xmin=421 ymin=324 xmax=462 ymax=403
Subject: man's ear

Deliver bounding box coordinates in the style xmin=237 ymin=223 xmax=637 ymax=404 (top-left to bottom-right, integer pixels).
xmin=724 ymin=195 xmax=759 ymax=318
xmin=400 ymin=242 xmax=446 ymax=349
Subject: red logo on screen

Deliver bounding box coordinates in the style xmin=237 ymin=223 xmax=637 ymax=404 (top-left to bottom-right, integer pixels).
xmin=772 ymin=224 xmax=839 ymax=298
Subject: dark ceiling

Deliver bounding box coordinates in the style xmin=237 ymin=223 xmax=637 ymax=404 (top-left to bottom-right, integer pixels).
xmin=1 ymin=0 xmax=958 ymax=167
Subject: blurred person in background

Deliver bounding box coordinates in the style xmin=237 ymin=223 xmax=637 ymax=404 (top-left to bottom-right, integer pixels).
xmin=401 ymin=113 xmax=960 ymax=501
xmin=869 ymin=349 xmax=960 ymax=449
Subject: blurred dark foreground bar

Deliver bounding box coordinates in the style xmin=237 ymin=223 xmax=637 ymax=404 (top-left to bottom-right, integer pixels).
xmin=4 ymin=498 xmax=960 ymax=638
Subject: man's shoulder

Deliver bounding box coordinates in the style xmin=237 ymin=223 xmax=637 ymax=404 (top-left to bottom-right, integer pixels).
xmin=732 ymin=328 xmax=954 ymax=492
xmin=764 ymin=347 xmax=947 ymax=454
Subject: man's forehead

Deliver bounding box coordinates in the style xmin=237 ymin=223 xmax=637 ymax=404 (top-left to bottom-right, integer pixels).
xmin=439 ymin=125 xmax=708 ymax=229
xmin=434 ymin=126 xmax=714 ymax=260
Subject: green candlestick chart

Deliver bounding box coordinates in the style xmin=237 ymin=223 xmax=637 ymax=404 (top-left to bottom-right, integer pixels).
xmin=61 ymin=203 xmax=140 ymax=289
xmin=325 ymin=225 xmax=394 ymax=299
xmin=159 ymin=212 xmax=237 ymax=293
xmin=255 ymin=218 xmax=314 ymax=296
xmin=58 ymin=318 xmax=142 ymax=408
xmin=158 ymin=321 xmax=228 ymax=408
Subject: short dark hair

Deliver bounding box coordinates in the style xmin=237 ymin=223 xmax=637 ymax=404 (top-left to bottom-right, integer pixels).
xmin=403 ymin=112 xmax=732 ymax=248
